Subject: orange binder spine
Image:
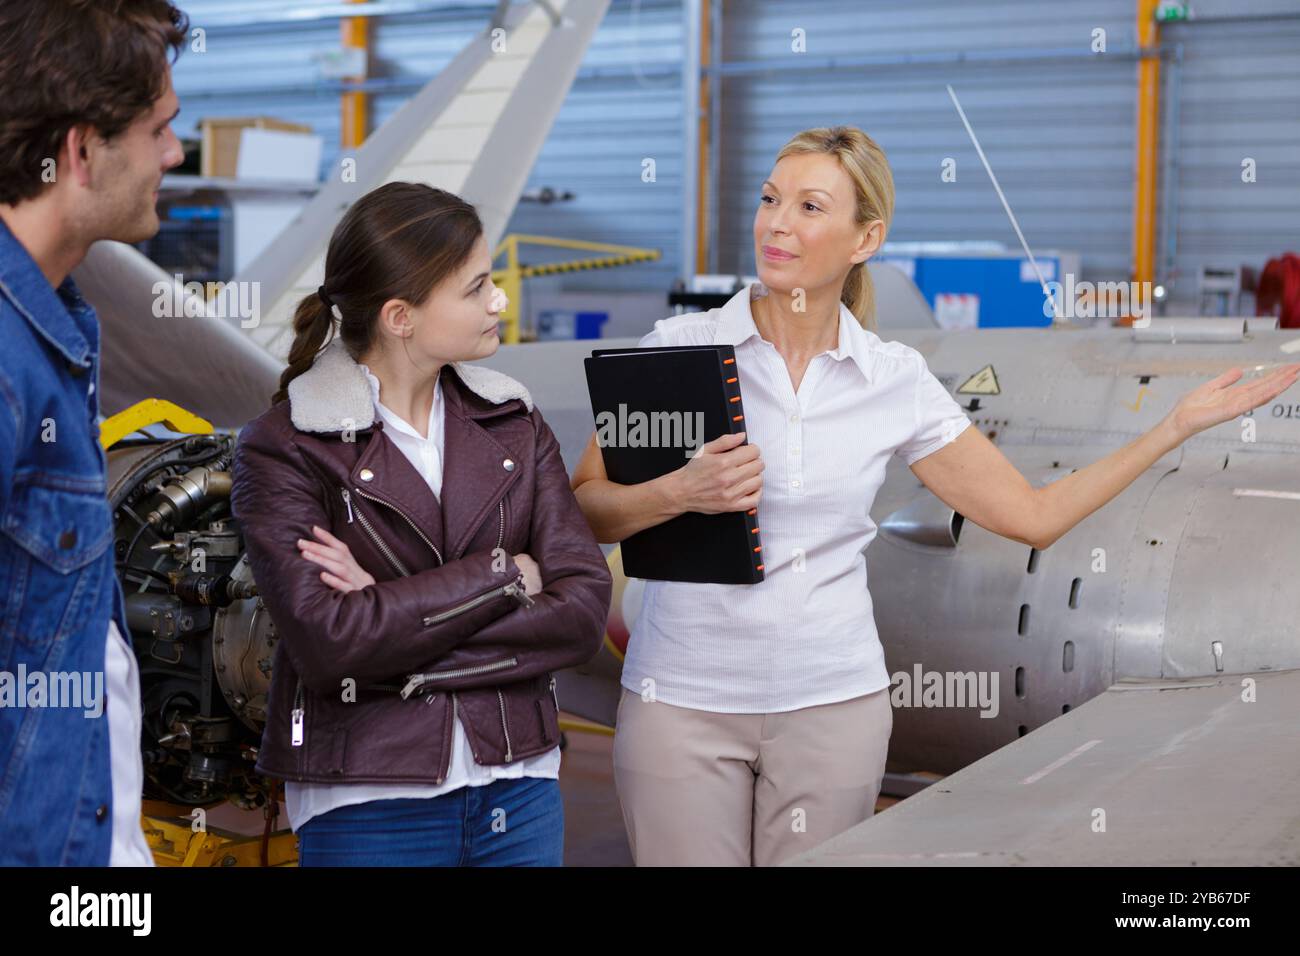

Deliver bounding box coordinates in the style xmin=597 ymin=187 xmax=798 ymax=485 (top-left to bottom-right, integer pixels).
xmin=720 ymin=349 xmax=764 ymax=581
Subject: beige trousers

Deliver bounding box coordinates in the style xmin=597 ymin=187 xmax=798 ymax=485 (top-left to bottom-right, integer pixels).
xmin=612 ymin=686 xmax=893 ymax=866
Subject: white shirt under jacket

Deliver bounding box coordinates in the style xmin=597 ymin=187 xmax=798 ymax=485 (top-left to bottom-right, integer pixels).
xmin=284 ymin=366 xmax=560 ymax=832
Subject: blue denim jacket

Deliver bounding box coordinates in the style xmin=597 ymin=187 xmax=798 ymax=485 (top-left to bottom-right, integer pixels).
xmin=0 ymin=216 xmax=130 ymax=865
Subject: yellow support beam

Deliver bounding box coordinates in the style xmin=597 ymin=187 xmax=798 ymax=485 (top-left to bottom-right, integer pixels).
xmin=512 ymin=251 xmax=660 ymax=279
xmin=490 ymin=234 xmax=661 ymax=343
xmin=1133 ymin=0 xmax=1160 ymax=293
xmin=696 ymin=0 xmax=712 ymax=275
xmin=341 ymin=0 xmax=370 ymax=150
xmin=99 ymin=399 xmax=214 ymax=450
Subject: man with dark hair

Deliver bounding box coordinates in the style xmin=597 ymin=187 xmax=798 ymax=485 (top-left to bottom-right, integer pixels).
xmin=0 ymin=0 xmax=188 ymax=865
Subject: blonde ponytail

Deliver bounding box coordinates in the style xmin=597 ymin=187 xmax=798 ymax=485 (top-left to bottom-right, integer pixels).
xmin=840 ymin=261 xmax=875 ymax=334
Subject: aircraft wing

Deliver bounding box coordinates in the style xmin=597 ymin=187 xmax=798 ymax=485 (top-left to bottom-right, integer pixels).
xmin=785 ymin=669 xmax=1300 ymax=866
xmin=75 ymin=240 xmax=281 ymax=430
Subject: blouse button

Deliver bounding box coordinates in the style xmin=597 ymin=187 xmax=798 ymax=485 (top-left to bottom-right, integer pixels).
xmin=791 ymin=479 xmax=802 ymax=488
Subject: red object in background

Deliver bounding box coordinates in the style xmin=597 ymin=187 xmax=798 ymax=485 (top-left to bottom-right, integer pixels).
xmin=1256 ymin=252 xmax=1300 ymax=329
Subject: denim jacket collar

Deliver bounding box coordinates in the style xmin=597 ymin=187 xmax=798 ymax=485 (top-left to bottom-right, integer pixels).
xmin=0 ymin=215 xmax=97 ymax=369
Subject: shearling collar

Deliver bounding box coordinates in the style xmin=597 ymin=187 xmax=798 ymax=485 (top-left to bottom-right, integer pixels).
xmin=288 ymin=336 xmax=533 ymax=433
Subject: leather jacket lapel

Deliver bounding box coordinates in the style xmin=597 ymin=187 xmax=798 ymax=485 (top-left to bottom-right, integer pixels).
xmin=441 ymin=374 xmax=523 ymax=559
xmin=347 ymin=424 xmax=446 ymax=561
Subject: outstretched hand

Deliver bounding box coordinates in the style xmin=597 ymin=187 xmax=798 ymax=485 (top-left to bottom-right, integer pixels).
xmin=1166 ymin=363 xmax=1300 ymax=441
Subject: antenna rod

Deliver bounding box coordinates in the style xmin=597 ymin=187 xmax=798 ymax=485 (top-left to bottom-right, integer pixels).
xmin=946 ymin=83 xmax=1061 ymax=322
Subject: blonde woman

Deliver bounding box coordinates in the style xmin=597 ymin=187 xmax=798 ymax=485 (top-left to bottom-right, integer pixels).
xmin=571 ymin=126 xmax=1300 ymax=867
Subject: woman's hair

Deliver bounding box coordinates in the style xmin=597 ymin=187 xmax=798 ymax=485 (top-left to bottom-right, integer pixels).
xmin=773 ymin=126 xmax=895 ymax=332
xmin=272 ymin=181 xmax=484 ymax=405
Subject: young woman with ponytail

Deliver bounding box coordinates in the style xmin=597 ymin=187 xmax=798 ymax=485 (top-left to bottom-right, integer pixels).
xmin=229 ymin=182 xmax=612 ymax=866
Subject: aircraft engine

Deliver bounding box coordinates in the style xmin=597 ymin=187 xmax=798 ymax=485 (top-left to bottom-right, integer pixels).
xmin=107 ymin=433 xmax=272 ymax=810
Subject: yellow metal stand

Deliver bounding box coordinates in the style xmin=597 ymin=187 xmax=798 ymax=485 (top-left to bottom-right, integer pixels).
xmin=98 ymin=398 xmax=215 ymax=450
xmin=560 ymin=715 xmax=615 ymax=738
xmin=141 ymin=802 xmax=298 ymax=867
xmin=491 ymin=234 xmax=661 ymax=343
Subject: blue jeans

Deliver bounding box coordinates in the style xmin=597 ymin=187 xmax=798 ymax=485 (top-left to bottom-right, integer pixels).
xmin=296 ymin=776 xmax=564 ymax=866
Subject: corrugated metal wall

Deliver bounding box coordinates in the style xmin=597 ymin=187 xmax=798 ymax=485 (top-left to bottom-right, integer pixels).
xmin=716 ymin=0 xmax=1139 ymax=284
xmin=1159 ymin=0 xmax=1300 ymax=309
xmin=494 ymin=0 xmax=684 ymax=292
xmin=172 ymin=0 xmax=684 ymax=291
xmin=170 ymin=0 xmax=1300 ymax=304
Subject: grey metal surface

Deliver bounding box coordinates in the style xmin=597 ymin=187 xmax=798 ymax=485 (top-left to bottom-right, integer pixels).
xmin=74 ymin=241 xmax=281 ymax=429
xmin=868 ymin=261 xmax=938 ymax=329
xmin=1132 ymin=317 xmax=1247 ymax=343
xmin=783 ymin=669 xmax=1300 ymax=866
xmin=863 ymin=325 xmax=1300 ymax=773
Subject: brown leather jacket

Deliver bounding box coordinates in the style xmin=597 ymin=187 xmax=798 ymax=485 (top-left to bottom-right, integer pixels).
xmin=229 ymin=339 xmax=611 ymax=785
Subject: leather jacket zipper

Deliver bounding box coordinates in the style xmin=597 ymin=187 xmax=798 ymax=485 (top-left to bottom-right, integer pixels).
xmin=400 ymin=656 xmax=519 ymax=699
xmin=497 ymin=689 xmax=513 ymax=762
xmin=291 ymin=679 xmax=305 ymax=748
xmin=549 ymin=675 xmax=560 ymax=714
xmin=423 ymin=575 xmax=533 ymax=628
xmin=343 ymin=487 xmax=506 ymax=569
xmin=340 ymin=488 xmax=524 ymax=613
xmin=440 ymin=693 xmax=456 ymax=784
xmin=341 ymin=488 xmax=412 ymax=576
xmin=353 ymin=485 xmax=446 ymax=566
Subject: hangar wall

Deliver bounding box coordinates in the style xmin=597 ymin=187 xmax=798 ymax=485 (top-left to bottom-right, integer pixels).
xmin=172 ymin=0 xmax=1300 ymax=310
